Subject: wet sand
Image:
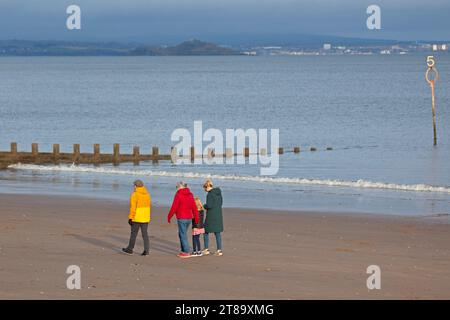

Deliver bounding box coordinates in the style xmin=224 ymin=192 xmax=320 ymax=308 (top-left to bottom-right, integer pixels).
xmin=0 ymin=193 xmax=449 ymax=299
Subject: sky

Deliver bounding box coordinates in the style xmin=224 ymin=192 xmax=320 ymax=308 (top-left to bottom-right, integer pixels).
xmin=0 ymin=0 xmax=449 ymax=44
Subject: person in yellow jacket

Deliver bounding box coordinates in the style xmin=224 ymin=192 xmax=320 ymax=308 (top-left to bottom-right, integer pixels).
xmin=122 ymin=180 xmax=151 ymax=256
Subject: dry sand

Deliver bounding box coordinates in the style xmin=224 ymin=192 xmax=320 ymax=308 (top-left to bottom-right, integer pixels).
xmin=0 ymin=193 xmax=449 ymax=299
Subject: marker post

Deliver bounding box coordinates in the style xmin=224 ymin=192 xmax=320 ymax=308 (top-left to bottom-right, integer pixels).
xmin=425 ymin=56 xmax=439 ymax=146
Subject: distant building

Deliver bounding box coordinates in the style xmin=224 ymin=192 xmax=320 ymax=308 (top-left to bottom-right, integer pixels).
xmin=323 ymin=43 xmax=331 ymax=50
xmin=431 ymin=44 xmax=447 ymax=51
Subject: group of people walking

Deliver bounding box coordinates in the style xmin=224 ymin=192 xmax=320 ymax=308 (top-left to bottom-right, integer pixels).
xmin=122 ymin=179 xmax=224 ymax=259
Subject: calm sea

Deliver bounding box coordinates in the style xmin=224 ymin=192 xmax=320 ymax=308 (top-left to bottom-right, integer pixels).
xmin=1 ymin=55 xmax=449 ymax=215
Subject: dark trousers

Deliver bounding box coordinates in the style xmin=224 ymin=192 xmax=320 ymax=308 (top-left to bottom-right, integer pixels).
xmin=126 ymin=222 xmax=149 ymax=252
xmin=192 ymin=235 xmax=201 ymax=252
xmin=204 ymin=232 xmax=222 ymax=251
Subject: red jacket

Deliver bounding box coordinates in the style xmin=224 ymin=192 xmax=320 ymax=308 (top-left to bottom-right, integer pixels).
xmin=167 ymin=188 xmax=199 ymax=224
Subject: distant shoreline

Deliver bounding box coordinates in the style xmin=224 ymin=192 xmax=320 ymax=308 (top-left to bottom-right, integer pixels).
xmin=1 ymin=38 xmax=448 ymax=56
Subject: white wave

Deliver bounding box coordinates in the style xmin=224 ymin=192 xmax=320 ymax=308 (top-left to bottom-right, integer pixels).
xmin=7 ymin=163 xmax=450 ymax=194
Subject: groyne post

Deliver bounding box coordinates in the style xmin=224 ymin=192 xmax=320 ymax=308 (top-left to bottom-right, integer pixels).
xmin=133 ymin=146 xmax=140 ymax=165
xmin=225 ymin=148 xmax=233 ymax=158
xmin=31 ymin=143 xmax=39 ymax=157
xmin=53 ymin=144 xmax=60 ymax=163
xmin=93 ymin=144 xmax=100 ymax=163
xmin=73 ymin=144 xmax=80 ymax=163
xmin=10 ymin=142 xmax=17 ymax=156
xmin=152 ymin=146 xmax=159 ymax=163
xmin=113 ymin=144 xmax=120 ymax=165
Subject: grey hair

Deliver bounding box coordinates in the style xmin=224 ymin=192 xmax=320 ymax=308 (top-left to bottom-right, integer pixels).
xmin=176 ymin=181 xmax=187 ymax=189
xmin=133 ymin=180 xmax=144 ymax=187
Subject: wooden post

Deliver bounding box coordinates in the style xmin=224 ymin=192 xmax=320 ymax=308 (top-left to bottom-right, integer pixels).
xmin=113 ymin=144 xmax=120 ymax=164
xmin=431 ymin=81 xmax=437 ymax=146
xmin=244 ymin=147 xmax=250 ymax=157
xmin=171 ymin=147 xmax=178 ymax=163
xmin=73 ymin=144 xmax=80 ymax=163
xmin=278 ymin=147 xmax=284 ymax=155
xmin=93 ymin=144 xmax=100 ymax=163
xmin=207 ymin=148 xmax=215 ymax=159
xmin=152 ymin=146 xmax=159 ymax=163
xmin=31 ymin=143 xmax=39 ymax=156
xmin=133 ymin=146 xmax=140 ymax=164
xmin=190 ymin=146 xmax=195 ymax=162
xmin=425 ymin=57 xmax=439 ymax=146
xmin=10 ymin=142 xmax=17 ymax=156
xmin=53 ymin=144 xmax=60 ymax=162
xmin=294 ymin=147 xmax=300 ymax=153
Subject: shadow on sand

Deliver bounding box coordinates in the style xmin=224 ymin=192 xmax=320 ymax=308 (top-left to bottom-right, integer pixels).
xmin=69 ymin=233 xmax=180 ymax=255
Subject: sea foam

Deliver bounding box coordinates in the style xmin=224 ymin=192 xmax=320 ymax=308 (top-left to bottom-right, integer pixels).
xmin=7 ymin=163 xmax=450 ymax=194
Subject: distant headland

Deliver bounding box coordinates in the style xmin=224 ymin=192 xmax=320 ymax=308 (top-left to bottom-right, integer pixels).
xmin=0 ymin=39 xmax=239 ymax=56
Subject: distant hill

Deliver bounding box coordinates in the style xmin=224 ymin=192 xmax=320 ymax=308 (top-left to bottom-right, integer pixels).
xmin=130 ymin=39 xmax=239 ymax=56
xmin=0 ymin=39 xmax=239 ymax=56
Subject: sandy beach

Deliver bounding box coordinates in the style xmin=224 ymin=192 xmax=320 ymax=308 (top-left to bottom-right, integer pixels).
xmin=0 ymin=193 xmax=449 ymax=299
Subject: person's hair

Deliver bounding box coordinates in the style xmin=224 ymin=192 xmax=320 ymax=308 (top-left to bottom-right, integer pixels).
xmin=203 ymin=179 xmax=213 ymax=189
xmin=176 ymin=181 xmax=187 ymax=189
xmin=194 ymin=197 xmax=203 ymax=210
xmin=133 ymin=180 xmax=144 ymax=187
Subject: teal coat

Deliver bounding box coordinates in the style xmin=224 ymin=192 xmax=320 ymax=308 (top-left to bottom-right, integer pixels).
xmin=204 ymin=188 xmax=224 ymax=233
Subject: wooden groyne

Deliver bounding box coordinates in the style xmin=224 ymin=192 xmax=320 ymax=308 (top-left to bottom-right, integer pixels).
xmin=0 ymin=142 xmax=333 ymax=169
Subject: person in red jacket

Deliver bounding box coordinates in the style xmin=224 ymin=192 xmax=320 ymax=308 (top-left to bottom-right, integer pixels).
xmin=167 ymin=181 xmax=199 ymax=258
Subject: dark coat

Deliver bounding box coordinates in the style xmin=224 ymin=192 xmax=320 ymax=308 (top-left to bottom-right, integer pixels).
xmin=204 ymin=188 xmax=224 ymax=233
xmin=192 ymin=210 xmax=205 ymax=229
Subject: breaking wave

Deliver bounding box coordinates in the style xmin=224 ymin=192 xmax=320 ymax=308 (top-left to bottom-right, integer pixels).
xmin=7 ymin=163 xmax=450 ymax=194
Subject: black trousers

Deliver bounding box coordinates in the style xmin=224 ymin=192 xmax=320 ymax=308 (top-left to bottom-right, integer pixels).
xmin=126 ymin=222 xmax=149 ymax=252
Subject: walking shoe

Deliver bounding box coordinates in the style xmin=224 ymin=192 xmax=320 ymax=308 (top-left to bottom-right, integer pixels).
xmin=141 ymin=251 xmax=149 ymax=256
xmin=214 ymin=250 xmax=223 ymax=256
xmin=177 ymin=252 xmax=192 ymax=259
xmin=122 ymin=248 xmax=133 ymax=255
xmin=196 ymin=251 xmax=203 ymax=257
xmin=201 ymin=249 xmax=210 ymax=255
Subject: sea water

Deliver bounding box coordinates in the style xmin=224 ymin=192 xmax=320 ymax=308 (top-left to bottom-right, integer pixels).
xmin=0 ymin=55 xmax=449 ymax=216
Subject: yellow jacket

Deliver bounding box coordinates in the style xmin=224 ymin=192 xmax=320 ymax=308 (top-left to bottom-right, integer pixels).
xmin=129 ymin=186 xmax=151 ymax=223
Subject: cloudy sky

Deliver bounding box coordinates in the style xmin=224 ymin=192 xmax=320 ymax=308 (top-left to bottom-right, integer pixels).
xmin=0 ymin=0 xmax=448 ymax=43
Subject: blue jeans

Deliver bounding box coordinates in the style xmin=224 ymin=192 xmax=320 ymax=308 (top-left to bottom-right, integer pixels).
xmin=204 ymin=232 xmax=222 ymax=251
xmin=192 ymin=235 xmax=201 ymax=252
xmin=177 ymin=219 xmax=191 ymax=253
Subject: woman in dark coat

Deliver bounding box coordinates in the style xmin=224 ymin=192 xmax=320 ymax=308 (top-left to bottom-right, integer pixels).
xmin=202 ymin=179 xmax=224 ymax=256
